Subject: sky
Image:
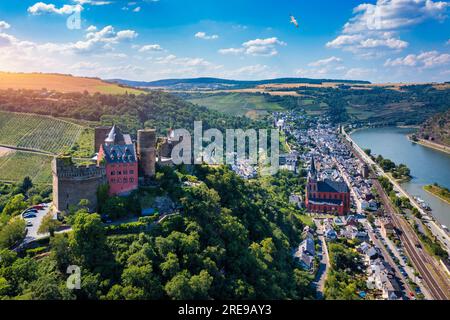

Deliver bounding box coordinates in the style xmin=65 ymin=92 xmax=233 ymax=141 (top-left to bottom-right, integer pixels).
xmin=0 ymin=0 xmax=449 ymax=83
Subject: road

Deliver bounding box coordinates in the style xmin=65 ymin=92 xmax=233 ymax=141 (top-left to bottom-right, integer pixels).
xmin=362 ymin=220 xmax=414 ymax=299
xmin=313 ymin=219 xmax=330 ymax=299
xmin=380 ymin=223 xmax=432 ymax=299
xmin=374 ymin=178 xmax=450 ymax=300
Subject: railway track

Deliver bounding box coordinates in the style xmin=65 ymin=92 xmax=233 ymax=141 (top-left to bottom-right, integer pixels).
xmin=375 ymin=180 xmax=450 ymax=300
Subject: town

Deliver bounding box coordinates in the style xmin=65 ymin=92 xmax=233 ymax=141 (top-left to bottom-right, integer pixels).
xmin=274 ymin=111 xmax=450 ymax=300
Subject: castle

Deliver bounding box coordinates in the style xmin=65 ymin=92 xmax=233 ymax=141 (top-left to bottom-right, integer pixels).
xmin=52 ymin=125 xmax=177 ymax=213
xmin=305 ymin=157 xmax=351 ymax=215
xmin=52 ymin=156 xmax=106 ymax=213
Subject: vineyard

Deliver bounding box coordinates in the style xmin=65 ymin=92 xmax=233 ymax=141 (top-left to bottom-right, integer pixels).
xmin=0 ymin=111 xmax=85 ymax=154
xmin=0 ymin=151 xmax=52 ymax=184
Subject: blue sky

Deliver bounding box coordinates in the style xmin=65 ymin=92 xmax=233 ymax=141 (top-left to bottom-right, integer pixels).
xmin=0 ymin=0 xmax=449 ymax=82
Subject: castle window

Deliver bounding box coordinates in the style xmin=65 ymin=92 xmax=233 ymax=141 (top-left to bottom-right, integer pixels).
xmin=123 ymin=178 xmax=128 ymax=183
xmin=117 ymin=171 xmax=122 ymax=175
xmin=129 ymin=170 xmax=134 ymax=174
xmin=118 ymin=178 xmax=122 ymax=183
xmin=111 ymin=171 xmax=115 ymax=176
xmin=130 ymin=178 xmax=134 ymax=183
xmin=123 ymin=170 xmax=128 ymax=175
xmin=111 ymin=178 xmax=116 ymax=183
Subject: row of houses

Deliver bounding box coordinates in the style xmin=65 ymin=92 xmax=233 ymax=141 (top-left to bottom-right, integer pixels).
xmin=357 ymin=241 xmax=402 ymax=300
xmin=293 ymin=226 xmax=316 ymax=271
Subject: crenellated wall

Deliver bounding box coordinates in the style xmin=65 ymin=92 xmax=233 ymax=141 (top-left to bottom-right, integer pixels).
xmin=52 ymin=157 xmax=106 ymax=213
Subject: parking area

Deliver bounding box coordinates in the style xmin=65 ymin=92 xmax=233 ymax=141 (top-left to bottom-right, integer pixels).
xmin=22 ymin=203 xmax=52 ymax=244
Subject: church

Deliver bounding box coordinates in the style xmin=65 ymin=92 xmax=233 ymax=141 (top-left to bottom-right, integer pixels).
xmin=305 ymin=157 xmax=350 ymax=215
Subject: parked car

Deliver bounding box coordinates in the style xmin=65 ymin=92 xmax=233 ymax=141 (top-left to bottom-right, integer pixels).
xmin=26 ymin=221 xmax=33 ymax=227
xmin=23 ymin=213 xmax=36 ymax=218
xmin=25 ymin=209 xmax=38 ymax=213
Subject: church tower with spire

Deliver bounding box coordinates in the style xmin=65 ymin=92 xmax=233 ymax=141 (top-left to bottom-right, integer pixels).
xmin=307 ymin=156 xmax=318 ymax=196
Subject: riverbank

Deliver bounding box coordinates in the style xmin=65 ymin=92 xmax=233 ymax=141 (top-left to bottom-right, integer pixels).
xmin=347 ymin=126 xmax=450 ymax=250
xmin=408 ymin=137 xmax=450 ymax=155
xmin=424 ymin=184 xmax=450 ymax=206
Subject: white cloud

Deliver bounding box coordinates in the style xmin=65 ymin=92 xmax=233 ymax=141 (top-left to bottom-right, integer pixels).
xmin=0 ymin=33 xmax=16 ymax=47
xmin=28 ymin=2 xmax=82 ymax=15
xmin=224 ymin=64 xmax=278 ymax=79
xmin=73 ymin=0 xmax=112 ymax=5
xmin=344 ymin=68 xmax=374 ymax=79
xmin=195 ymin=32 xmax=219 ymax=40
xmin=67 ymin=26 xmax=138 ymax=54
xmin=116 ymin=30 xmax=138 ymax=40
xmin=327 ymin=0 xmax=448 ymax=56
xmin=359 ymin=37 xmax=408 ymax=49
xmin=296 ymin=56 xmax=350 ymax=79
xmin=218 ymin=48 xmax=244 ymax=55
xmin=133 ymin=6 xmax=141 ymax=12
xmin=138 ymin=44 xmax=163 ymax=52
xmin=327 ymin=32 xmax=408 ymax=52
xmin=343 ymin=0 xmax=448 ymax=33
xmin=385 ymin=51 xmax=450 ymax=69
xmin=219 ymin=37 xmax=286 ymax=57
xmin=86 ymin=25 xmax=97 ymax=32
xmin=0 ymin=21 xmax=11 ymax=30
xmin=308 ymin=56 xmax=342 ymax=67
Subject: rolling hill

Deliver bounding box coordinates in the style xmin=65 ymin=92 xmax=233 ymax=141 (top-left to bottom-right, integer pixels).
xmin=108 ymin=77 xmax=371 ymax=90
xmin=0 ymin=72 xmax=145 ymax=95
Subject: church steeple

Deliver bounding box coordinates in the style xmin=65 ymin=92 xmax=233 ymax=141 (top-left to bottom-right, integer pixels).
xmin=309 ymin=156 xmax=317 ymax=180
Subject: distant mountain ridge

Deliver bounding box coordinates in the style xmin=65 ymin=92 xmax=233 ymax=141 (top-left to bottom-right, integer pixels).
xmin=107 ymin=77 xmax=371 ymax=90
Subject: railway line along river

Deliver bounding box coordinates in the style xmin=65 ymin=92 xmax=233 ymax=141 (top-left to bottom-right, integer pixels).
xmin=351 ymin=127 xmax=450 ymax=228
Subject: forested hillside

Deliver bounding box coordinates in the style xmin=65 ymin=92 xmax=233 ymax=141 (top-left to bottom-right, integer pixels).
xmin=0 ymin=166 xmax=315 ymax=300
xmin=0 ymin=89 xmax=262 ymax=136
xmin=417 ymin=109 xmax=450 ymax=147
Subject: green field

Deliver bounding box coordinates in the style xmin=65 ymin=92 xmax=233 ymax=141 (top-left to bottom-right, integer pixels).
xmin=94 ymin=85 xmax=145 ymax=95
xmin=0 ymin=111 xmax=89 ymax=154
xmin=187 ymin=93 xmax=285 ymax=118
xmin=0 ymin=151 xmax=53 ymax=184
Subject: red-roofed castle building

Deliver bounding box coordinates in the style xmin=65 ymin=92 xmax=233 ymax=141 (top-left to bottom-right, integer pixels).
xmin=97 ymin=125 xmax=138 ymax=196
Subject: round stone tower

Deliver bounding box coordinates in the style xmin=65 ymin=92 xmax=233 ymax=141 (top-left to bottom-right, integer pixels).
xmin=137 ymin=129 xmax=156 ymax=179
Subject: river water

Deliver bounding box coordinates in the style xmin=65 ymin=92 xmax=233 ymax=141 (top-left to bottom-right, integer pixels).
xmin=351 ymin=127 xmax=450 ymax=227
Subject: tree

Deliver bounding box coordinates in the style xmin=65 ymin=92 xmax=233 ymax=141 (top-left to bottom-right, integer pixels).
xmin=38 ymin=213 xmax=62 ymax=236
xmin=121 ymin=264 xmax=163 ymax=299
xmin=101 ymin=197 xmax=128 ymax=220
xmin=1 ymin=194 xmax=28 ymax=217
xmin=28 ymin=272 xmax=74 ymax=300
xmin=50 ymin=234 xmax=72 ymax=271
xmin=0 ymin=219 xmax=26 ymax=249
xmin=20 ymin=176 xmax=33 ymax=194
xmin=164 ymin=270 xmax=213 ymax=300
xmin=69 ymin=212 xmax=112 ymax=272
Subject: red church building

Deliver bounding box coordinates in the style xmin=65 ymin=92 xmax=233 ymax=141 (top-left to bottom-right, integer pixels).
xmin=97 ymin=125 xmax=138 ymax=196
xmin=305 ymin=157 xmax=350 ymax=215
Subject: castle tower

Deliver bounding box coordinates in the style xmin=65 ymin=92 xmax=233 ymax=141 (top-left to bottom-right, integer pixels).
xmin=137 ymin=129 xmax=156 ymax=179
xmin=94 ymin=126 xmax=112 ymax=153
xmin=52 ymin=156 xmax=106 ymax=213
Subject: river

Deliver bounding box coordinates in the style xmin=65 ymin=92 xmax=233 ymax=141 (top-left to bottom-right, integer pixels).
xmin=351 ymin=127 xmax=450 ymax=227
